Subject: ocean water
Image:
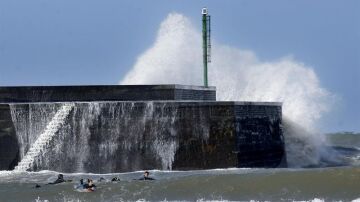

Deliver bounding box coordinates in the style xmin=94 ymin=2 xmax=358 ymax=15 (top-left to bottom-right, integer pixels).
xmin=1 ymin=133 xmax=359 ymax=202
xmin=0 ymin=166 xmax=359 ymax=201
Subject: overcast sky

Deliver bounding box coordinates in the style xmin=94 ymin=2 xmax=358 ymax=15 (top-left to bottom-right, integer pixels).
xmin=0 ymin=0 xmax=359 ymax=132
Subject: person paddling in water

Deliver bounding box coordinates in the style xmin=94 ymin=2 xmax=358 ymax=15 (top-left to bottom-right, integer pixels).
xmin=35 ymin=174 xmax=68 ymax=188
xmin=75 ymin=178 xmax=96 ymax=192
xmin=138 ymin=171 xmax=155 ymax=180
xmin=84 ymin=179 xmax=96 ymax=190
xmin=48 ymin=174 xmax=66 ymax=184
xmin=111 ymin=177 xmax=121 ymax=181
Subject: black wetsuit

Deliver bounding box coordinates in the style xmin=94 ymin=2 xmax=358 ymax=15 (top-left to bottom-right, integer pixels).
xmin=84 ymin=183 xmax=96 ymax=189
xmin=111 ymin=177 xmax=120 ymax=181
xmin=35 ymin=175 xmax=65 ymax=188
xmin=138 ymin=176 xmax=155 ymax=180
xmin=48 ymin=177 xmax=65 ymax=184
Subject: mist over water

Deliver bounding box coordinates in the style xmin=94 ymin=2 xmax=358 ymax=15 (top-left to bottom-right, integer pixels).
xmin=120 ymin=13 xmax=335 ymax=167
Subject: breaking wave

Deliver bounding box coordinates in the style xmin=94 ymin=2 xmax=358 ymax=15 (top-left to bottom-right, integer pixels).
xmin=120 ymin=13 xmax=336 ymax=167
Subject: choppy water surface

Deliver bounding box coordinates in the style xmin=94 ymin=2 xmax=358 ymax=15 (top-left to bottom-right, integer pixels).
xmin=0 ymin=167 xmax=359 ymax=202
xmin=0 ymin=133 xmax=359 ymax=201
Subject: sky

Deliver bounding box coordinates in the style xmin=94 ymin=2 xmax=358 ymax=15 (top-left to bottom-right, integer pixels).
xmin=0 ymin=0 xmax=359 ymax=132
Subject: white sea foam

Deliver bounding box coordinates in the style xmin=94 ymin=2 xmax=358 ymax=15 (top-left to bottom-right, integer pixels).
xmin=120 ymin=13 xmax=335 ymax=167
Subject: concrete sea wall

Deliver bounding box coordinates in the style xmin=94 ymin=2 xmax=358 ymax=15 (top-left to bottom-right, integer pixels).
xmin=0 ymin=85 xmax=216 ymax=102
xmin=0 ymin=85 xmax=285 ymax=172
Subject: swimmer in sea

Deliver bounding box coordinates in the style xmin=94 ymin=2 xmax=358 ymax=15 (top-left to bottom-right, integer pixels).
xmin=111 ymin=177 xmax=121 ymax=182
xmin=83 ymin=179 xmax=96 ymax=191
xmin=137 ymin=171 xmax=155 ymax=180
xmin=35 ymin=174 xmax=70 ymax=188
xmin=48 ymin=174 xmax=66 ymax=184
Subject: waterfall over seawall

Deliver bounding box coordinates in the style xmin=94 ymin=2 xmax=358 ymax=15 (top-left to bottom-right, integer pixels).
xmin=13 ymin=103 xmax=74 ymax=171
xmin=9 ymin=102 xmax=210 ymax=173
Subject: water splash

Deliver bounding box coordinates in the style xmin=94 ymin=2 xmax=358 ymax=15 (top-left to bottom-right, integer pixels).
xmin=10 ymin=102 xmax=200 ymax=172
xmin=145 ymin=102 xmax=179 ymax=170
xmin=120 ymin=13 xmax=334 ymax=167
xmin=10 ymin=104 xmax=58 ymax=160
xmin=13 ymin=103 xmax=74 ymax=171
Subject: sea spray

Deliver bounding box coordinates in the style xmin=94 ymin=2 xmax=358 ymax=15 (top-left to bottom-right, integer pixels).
xmin=120 ymin=13 xmax=334 ymax=167
xmin=282 ymin=118 xmax=323 ymax=167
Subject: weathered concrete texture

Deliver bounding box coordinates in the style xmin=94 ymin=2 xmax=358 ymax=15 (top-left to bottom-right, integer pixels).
xmin=0 ymin=85 xmax=216 ymax=103
xmin=0 ymin=105 xmax=19 ymax=170
xmin=1 ymin=101 xmax=285 ymax=172
xmin=174 ymin=102 xmax=285 ymax=169
xmin=234 ymin=104 xmax=285 ymax=167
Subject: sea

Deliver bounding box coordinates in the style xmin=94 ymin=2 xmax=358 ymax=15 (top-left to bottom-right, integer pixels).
xmin=0 ymin=133 xmax=359 ymax=202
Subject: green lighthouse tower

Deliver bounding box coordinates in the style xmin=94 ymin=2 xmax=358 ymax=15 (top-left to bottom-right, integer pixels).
xmin=202 ymin=7 xmax=211 ymax=87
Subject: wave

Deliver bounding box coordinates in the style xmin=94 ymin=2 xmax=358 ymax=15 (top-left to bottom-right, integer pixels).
xmin=120 ymin=13 xmax=336 ymax=167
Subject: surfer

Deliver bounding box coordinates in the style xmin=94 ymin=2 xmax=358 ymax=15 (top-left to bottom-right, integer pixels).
xmin=84 ymin=179 xmax=96 ymax=190
xmin=34 ymin=174 xmax=69 ymax=188
xmin=111 ymin=177 xmax=121 ymax=181
xmin=75 ymin=178 xmax=96 ymax=192
xmin=137 ymin=171 xmax=155 ymax=180
xmin=48 ymin=174 xmax=65 ymax=185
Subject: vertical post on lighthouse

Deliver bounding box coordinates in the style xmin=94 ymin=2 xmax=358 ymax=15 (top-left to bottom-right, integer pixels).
xmin=202 ymin=7 xmax=211 ymax=88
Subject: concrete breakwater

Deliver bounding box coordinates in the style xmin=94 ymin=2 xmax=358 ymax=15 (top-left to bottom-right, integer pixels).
xmin=0 ymin=85 xmax=285 ymax=172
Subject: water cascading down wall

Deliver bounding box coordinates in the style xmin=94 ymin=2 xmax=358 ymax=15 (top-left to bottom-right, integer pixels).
xmin=0 ymin=85 xmax=286 ymax=173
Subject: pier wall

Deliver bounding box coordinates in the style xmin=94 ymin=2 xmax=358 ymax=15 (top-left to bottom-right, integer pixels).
xmin=0 ymin=85 xmax=285 ymax=172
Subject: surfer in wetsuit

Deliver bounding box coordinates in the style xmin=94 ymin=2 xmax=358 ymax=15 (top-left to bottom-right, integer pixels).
xmin=74 ymin=178 xmax=96 ymax=192
xmin=137 ymin=171 xmax=155 ymax=180
xmin=88 ymin=179 xmax=96 ymax=189
xmin=35 ymin=174 xmax=67 ymax=188
xmin=111 ymin=177 xmax=121 ymax=181
xmin=83 ymin=179 xmax=96 ymax=190
xmin=48 ymin=174 xmax=65 ymax=184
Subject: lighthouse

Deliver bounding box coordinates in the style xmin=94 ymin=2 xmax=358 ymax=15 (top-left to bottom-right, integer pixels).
xmin=202 ymin=7 xmax=211 ymax=88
